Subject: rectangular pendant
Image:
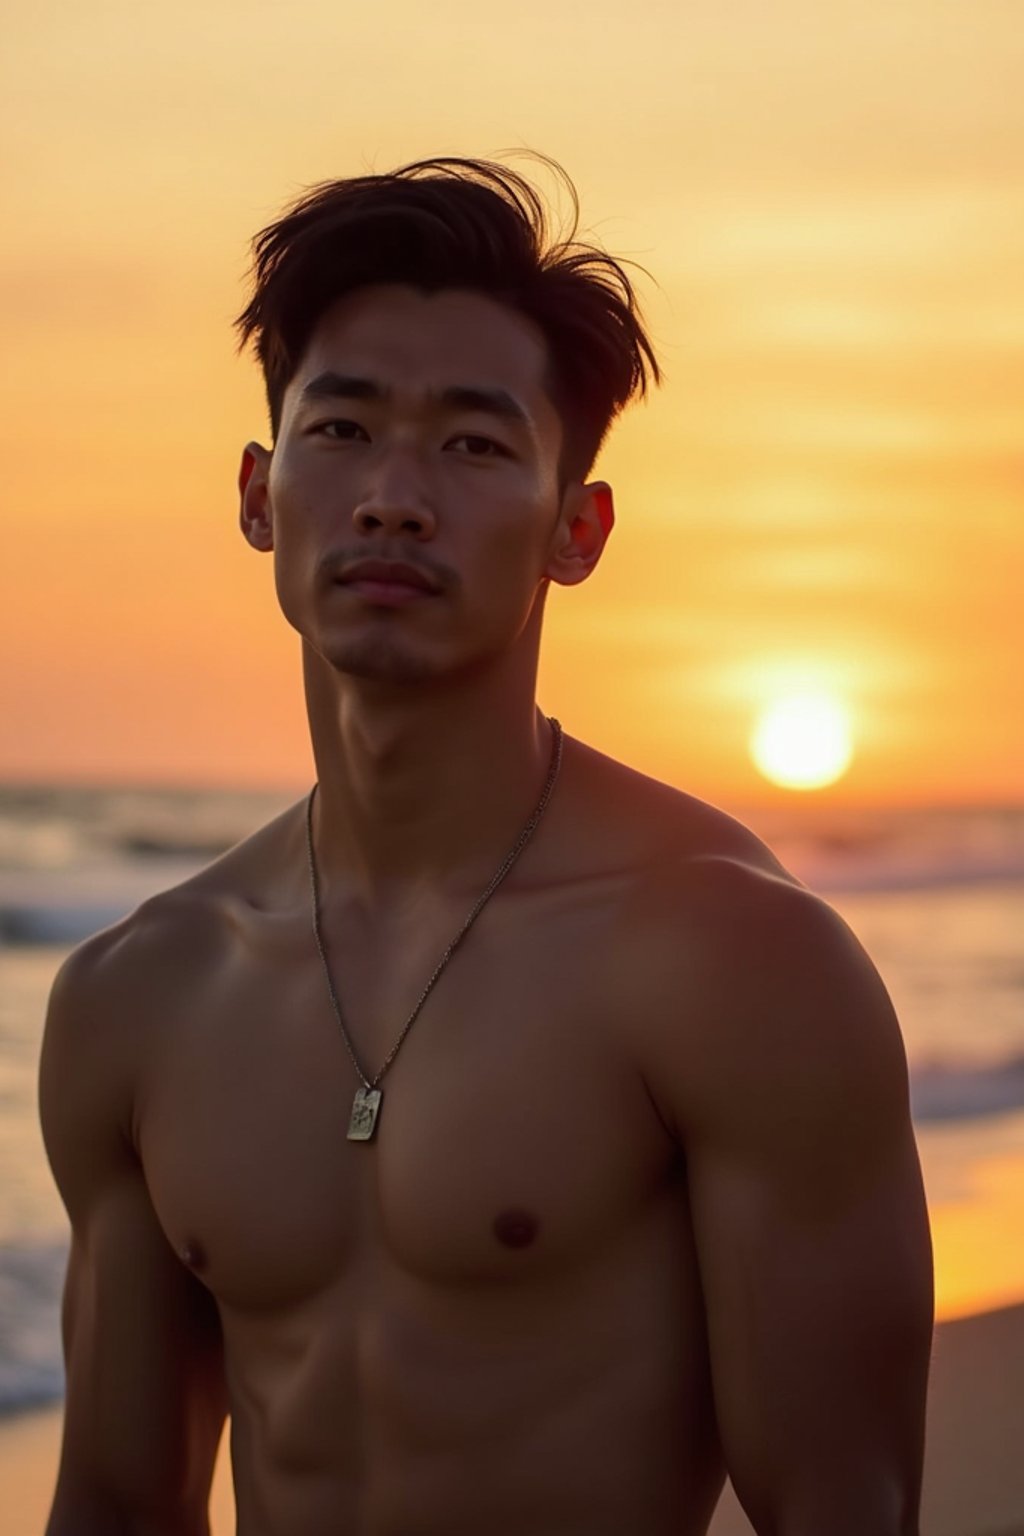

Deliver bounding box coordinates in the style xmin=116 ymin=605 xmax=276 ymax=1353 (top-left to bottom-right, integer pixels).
xmin=348 ymin=1086 xmax=382 ymax=1142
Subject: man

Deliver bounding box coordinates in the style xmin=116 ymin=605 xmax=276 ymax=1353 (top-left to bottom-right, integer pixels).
xmin=41 ymin=156 xmax=933 ymax=1535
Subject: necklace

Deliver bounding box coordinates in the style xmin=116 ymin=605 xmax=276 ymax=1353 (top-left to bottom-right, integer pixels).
xmin=306 ymin=717 xmax=564 ymax=1142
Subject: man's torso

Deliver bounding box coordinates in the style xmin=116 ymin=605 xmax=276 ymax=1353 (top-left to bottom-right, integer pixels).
xmin=102 ymin=742 xmax=794 ymax=1534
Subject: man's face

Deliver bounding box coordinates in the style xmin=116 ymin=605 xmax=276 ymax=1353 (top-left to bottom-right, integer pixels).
xmin=239 ymin=285 xmax=611 ymax=686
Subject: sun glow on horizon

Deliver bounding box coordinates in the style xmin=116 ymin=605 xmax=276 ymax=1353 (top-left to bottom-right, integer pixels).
xmin=749 ymin=691 xmax=855 ymax=791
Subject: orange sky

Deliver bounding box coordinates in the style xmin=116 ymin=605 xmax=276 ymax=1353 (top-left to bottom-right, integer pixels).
xmin=2 ymin=0 xmax=1022 ymax=805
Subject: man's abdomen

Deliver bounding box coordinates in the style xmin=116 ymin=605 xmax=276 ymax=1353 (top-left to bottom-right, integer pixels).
xmin=221 ymin=1192 xmax=725 ymax=1536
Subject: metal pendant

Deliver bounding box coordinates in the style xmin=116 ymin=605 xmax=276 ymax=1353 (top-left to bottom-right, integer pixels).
xmin=348 ymin=1086 xmax=382 ymax=1142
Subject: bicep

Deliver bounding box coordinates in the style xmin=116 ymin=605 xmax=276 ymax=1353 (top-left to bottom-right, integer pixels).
xmin=51 ymin=1174 xmax=227 ymax=1531
xmin=661 ymin=871 xmax=934 ymax=1533
xmin=689 ymin=1115 xmax=932 ymax=1533
xmin=40 ymin=934 xmax=227 ymax=1532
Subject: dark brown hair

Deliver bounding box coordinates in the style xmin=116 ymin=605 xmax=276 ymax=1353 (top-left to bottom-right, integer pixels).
xmin=234 ymin=154 xmax=661 ymax=484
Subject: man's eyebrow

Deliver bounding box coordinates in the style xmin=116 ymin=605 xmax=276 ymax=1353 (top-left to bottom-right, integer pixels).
xmin=297 ymin=372 xmax=533 ymax=430
xmin=437 ymin=384 xmax=532 ymax=430
xmin=298 ymin=372 xmax=386 ymax=405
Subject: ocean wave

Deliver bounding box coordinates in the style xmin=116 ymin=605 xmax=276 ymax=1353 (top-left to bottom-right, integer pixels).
xmin=0 ymin=1238 xmax=66 ymax=1418
xmin=802 ymin=854 xmax=1024 ymax=894
xmin=910 ymin=1054 xmax=1024 ymax=1124
xmin=749 ymin=803 xmax=1024 ymax=894
xmin=0 ymin=862 xmax=206 ymax=947
xmin=0 ymin=903 xmax=132 ymax=946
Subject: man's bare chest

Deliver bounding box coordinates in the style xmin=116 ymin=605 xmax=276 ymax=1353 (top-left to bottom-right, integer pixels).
xmin=135 ymin=887 xmax=677 ymax=1314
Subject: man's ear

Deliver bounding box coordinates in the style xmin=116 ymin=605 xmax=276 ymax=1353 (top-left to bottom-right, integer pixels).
xmin=239 ymin=442 xmax=274 ymax=552
xmin=545 ymin=480 xmax=615 ymax=588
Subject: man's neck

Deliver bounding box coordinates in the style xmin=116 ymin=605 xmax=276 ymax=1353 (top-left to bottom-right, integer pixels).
xmin=302 ymin=651 xmax=561 ymax=917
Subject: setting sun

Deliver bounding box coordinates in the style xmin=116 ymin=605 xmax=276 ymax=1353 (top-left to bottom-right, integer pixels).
xmin=749 ymin=691 xmax=854 ymax=791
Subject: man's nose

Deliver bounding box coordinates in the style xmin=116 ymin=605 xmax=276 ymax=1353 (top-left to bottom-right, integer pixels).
xmin=352 ymin=453 xmax=437 ymax=539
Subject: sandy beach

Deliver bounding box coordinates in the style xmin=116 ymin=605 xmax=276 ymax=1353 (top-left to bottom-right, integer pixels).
xmin=4 ymin=1303 xmax=1021 ymax=1536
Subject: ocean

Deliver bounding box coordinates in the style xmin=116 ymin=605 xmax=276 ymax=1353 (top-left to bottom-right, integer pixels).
xmin=1 ymin=784 xmax=1022 ymax=1420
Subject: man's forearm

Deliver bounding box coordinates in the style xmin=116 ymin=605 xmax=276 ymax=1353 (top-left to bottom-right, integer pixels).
xmin=47 ymin=1483 xmax=212 ymax=1536
xmin=764 ymin=1470 xmax=922 ymax=1536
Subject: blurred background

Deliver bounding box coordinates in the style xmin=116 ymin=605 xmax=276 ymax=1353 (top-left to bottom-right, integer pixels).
xmin=1 ymin=0 xmax=1022 ymax=1430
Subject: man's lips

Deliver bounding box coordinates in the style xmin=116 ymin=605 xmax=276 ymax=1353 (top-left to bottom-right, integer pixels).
xmin=337 ymin=559 xmax=441 ymax=593
xmin=334 ymin=559 xmax=442 ymax=607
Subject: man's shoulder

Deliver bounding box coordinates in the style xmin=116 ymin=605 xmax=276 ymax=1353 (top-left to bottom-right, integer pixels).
xmin=619 ymin=785 xmax=878 ymax=1035
xmin=618 ymin=804 xmax=907 ymax=1147
xmin=571 ymin=737 xmax=797 ymax=890
xmin=38 ymin=890 xmax=217 ymax=1174
xmin=46 ymin=799 xmax=306 ymax=1037
xmin=42 ymin=887 xmax=217 ymax=1073
xmin=572 ymin=740 xmax=859 ymax=1018
xmin=581 ymin=747 xmax=907 ymax=1088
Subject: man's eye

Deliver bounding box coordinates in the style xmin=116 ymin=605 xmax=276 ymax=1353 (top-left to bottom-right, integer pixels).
xmin=316 ymin=419 xmax=368 ymax=441
xmin=448 ymin=434 xmax=507 ymax=457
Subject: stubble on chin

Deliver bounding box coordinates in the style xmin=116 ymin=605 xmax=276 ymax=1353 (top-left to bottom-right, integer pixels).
xmin=328 ymin=634 xmax=440 ymax=684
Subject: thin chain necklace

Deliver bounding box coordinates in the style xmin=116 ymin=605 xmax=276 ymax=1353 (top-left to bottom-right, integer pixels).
xmin=306 ymin=717 xmax=563 ymax=1142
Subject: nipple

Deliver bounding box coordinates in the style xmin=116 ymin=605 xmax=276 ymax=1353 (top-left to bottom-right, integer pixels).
xmin=493 ymin=1208 xmax=539 ymax=1249
xmin=180 ymin=1240 xmax=208 ymax=1271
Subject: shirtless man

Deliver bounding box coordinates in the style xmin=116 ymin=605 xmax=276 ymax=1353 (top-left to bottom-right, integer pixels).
xmin=40 ymin=156 xmax=933 ymax=1535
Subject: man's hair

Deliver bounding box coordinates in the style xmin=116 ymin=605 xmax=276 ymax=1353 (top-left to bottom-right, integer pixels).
xmin=234 ymin=154 xmax=661 ymax=484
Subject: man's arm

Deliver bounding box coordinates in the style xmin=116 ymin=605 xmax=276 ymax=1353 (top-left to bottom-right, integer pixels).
xmin=648 ymin=857 xmax=933 ymax=1536
xmin=39 ymin=921 xmax=228 ymax=1536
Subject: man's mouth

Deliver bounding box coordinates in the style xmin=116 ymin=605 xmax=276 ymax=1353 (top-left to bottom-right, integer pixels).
xmin=337 ymin=558 xmax=441 ymax=595
xmin=333 ymin=559 xmax=436 ymax=605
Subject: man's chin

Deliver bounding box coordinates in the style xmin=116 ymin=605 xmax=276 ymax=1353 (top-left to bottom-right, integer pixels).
xmin=327 ymin=637 xmax=440 ymax=685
